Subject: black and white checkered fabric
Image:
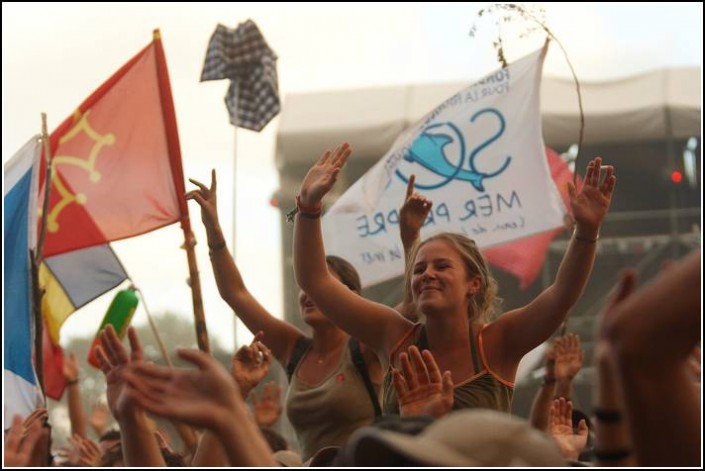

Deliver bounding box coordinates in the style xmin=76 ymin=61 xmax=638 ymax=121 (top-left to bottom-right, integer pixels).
xmin=201 ymin=20 xmax=280 ymax=132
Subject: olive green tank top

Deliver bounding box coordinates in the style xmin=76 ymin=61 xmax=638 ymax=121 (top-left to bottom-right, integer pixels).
xmin=381 ymin=323 xmax=513 ymax=415
xmin=285 ymin=341 xmax=381 ymax=460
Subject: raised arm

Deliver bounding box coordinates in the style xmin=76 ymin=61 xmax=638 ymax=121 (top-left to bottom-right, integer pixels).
xmin=67 ymin=434 xmax=103 ymax=467
xmin=96 ymin=326 xmax=165 ymax=467
xmin=293 ymin=143 xmax=412 ymax=356
xmin=593 ymin=270 xmax=637 ymax=467
xmin=490 ymin=157 xmax=616 ymax=365
xmin=230 ymin=332 xmax=272 ymax=399
xmin=529 ymin=341 xmax=557 ymax=431
xmin=4 ymin=414 xmax=46 ymax=467
xmin=605 ymin=250 xmax=700 ymax=466
xmin=548 ymin=397 xmax=588 ymax=462
xmin=187 ymin=169 xmax=301 ymax=364
xmin=553 ymin=334 xmax=584 ymax=400
xmin=88 ymin=401 xmax=110 ymax=438
xmin=395 ymin=175 xmax=432 ymax=319
xmin=125 ymin=348 xmax=277 ymax=466
xmin=393 ymin=346 xmax=453 ymax=418
xmin=63 ymin=351 xmax=88 ymax=438
xmin=194 ymin=335 xmax=273 ymax=468
xmin=15 ymin=409 xmax=52 ymax=467
xmin=399 ymin=175 xmax=433 ymax=259
xmin=252 ymin=381 xmax=283 ymax=428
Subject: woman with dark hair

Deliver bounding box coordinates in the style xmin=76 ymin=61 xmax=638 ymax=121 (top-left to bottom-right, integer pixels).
xmin=187 ymin=171 xmax=382 ymax=460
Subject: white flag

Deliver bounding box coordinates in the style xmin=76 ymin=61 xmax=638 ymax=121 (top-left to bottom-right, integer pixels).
xmin=322 ymin=44 xmax=566 ymax=287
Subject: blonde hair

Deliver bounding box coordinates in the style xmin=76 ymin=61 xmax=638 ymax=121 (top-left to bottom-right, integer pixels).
xmin=402 ymin=232 xmax=499 ymax=323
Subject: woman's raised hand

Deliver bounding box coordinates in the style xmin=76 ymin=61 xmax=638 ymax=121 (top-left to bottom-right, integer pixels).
xmin=298 ymin=142 xmax=352 ymax=208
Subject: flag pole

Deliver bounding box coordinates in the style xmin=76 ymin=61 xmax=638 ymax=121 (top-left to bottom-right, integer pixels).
xmin=31 ymin=113 xmax=53 ymax=399
xmin=133 ymin=285 xmax=173 ymax=367
xmin=153 ymin=29 xmax=210 ymax=353
xmin=183 ymin=232 xmax=210 ymax=353
xmin=200 ymin=20 xmax=280 ymax=350
xmin=232 ymin=94 xmax=239 ymax=350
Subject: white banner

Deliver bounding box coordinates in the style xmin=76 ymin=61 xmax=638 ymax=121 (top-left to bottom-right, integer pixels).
xmin=322 ymin=45 xmax=567 ymax=288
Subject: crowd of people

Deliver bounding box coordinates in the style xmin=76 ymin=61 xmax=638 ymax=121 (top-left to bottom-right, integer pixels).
xmin=5 ymin=143 xmax=701 ymax=467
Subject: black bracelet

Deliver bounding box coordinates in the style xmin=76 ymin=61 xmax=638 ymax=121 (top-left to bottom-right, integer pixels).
xmin=298 ymin=210 xmax=321 ymax=220
xmin=66 ymin=379 xmax=78 ymax=386
xmin=286 ymin=196 xmax=323 ymax=223
xmin=594 ymin=448 xmax=632 ymax=461
xmin=208 ymin=240 xmax=226 ymax=251
xmin=594 ymin=408 xmax=622 ymax=422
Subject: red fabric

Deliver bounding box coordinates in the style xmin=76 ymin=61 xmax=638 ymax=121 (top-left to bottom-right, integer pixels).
xmin=40 ymin=36 xmax=184 ymax=257
xmin=482 ymin=147 xmax=580 ymax=289
xmin=154 ymin=30 xmax=191 ymax=234
xmin=41 ymin=322 xmax=66 ymax=400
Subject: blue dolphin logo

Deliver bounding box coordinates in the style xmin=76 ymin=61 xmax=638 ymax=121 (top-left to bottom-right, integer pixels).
xmin=396 ymin=108 xmax=511 ymax=192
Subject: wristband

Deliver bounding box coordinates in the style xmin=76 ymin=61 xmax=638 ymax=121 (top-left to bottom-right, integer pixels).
xmin=208 ymin=240 xmax=226 ymax=251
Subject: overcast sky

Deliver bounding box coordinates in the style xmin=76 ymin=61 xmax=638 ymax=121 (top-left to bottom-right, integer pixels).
xmin=3 ymin=2 xmax=702 ymax=352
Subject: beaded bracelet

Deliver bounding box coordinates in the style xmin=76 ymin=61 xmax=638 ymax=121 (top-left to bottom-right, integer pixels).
xmin=286 ymin=195 xmax=322 ymax=222
xmin=296 ymin=195 xmax=322 ymax=214
xmin=298 ymin=211 xmax=321 ymax=220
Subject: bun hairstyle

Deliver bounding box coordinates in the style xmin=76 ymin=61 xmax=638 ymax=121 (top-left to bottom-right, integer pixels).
xmin=326 ymin=255 xmax=362 ymax=294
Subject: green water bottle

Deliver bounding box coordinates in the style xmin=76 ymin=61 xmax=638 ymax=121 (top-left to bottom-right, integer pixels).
xmin=87 ymin=287 xmax=139 ymax=368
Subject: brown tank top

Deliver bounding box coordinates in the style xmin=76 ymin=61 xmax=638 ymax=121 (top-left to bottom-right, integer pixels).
xmin=285 ymin=342 xmax=380 ymax=460
xmin=381 ymin=323 xmax=513 ymax=415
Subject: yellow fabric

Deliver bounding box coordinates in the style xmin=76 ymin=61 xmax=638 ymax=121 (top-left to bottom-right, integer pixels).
xmin=39 ymin=262 xmax=76 ymax=344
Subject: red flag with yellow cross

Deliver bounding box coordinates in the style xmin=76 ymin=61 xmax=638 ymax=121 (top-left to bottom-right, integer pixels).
xmin=36 ymin=31 xmax=209 ymax=397
xmin=39 ymin=30 xmax=191 ymax=257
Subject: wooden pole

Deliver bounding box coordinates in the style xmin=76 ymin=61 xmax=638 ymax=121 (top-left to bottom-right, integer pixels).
xmin=183 ymin=232 xmax=210 ymax=353
xmin=153 ymin=29 xmax=210 ymax=353
xmin=37 ymin=116 xmax=52 ymax=264
xmin=32 ymin=113 xmax=53 ymax=398
xmin=232 ymin=93 xmax=239 ymax=349
xmin=30 ymin=254 xmax=44 ymax=398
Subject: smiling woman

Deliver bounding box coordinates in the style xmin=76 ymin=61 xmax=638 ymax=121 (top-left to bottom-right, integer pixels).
xmin=185 ymin=169 xmax=383 ymax=460
xmin=293 ymin=142 xmax=616 ymax=416
xmin=407 ymin=233 xmax=497 ymax=323
xmin=4 ymin=1 xmax=700 ymax=365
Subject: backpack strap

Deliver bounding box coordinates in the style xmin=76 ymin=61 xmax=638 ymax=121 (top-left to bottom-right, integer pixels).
xmin=285 ymin=336 xmax=313 ymax=382
xmin=348 ymin=337 xmax=382 ymax=418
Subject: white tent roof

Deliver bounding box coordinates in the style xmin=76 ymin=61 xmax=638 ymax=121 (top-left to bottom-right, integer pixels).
xmin=276 ymin=67 xmax=701 ymax=168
